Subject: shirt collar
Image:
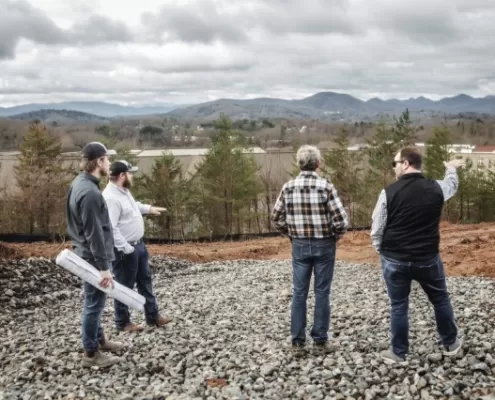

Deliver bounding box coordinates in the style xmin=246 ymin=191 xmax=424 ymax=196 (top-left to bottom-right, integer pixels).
xmin=108 ymin=181 xmax=129 ymax=195
xmin=298 ymin=170 xmax=320 ymax=178
xmin=399 ymin=172 xmax=424 ymax=180
xmin=82 ymin=172 xmax=101 ymax=186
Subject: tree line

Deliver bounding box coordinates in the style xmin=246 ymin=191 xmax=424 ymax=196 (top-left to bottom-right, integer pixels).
xmin=0 ymin=111 xmax=494 ymax=239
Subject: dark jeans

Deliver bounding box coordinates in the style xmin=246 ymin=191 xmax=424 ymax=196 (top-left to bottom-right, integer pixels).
xmin=381 ymin=253 xmax=458 ymax=358
xmin=82 ymin=282 xmax=106 ymax=352
xmin=81 ymin=260 xmax=110 ymax=352
xmin=291 ymin=237 xmax=336 ymax=345
xmin=112 ymin=242 xmax=159 ymax=328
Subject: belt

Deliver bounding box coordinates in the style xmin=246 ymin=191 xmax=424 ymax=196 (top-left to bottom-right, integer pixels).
xmin=129 ymin=238 xmax=144 ymax=246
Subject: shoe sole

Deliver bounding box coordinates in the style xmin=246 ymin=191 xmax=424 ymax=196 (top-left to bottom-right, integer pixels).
xmin=379 ymin=354 xmax=408 ymax=366
xmin=292 ymin=350 xmax=306 ymax=358
xmin=443 ymin=339 xmax=463 ymax=356
xmin=100 ymin=347 xmax=125 ymax=353
xmin=436 ymin=332 xmax=464 ymax=345
xmin=82 ymin=359 xmax=121 ymax=368
xmin=149 ymin=321 xmax=172 ymax=327
xmin=116 ymin=325 xmax=144 ymax=332
xmin=312 ymin=347 xmax=333 ymax=355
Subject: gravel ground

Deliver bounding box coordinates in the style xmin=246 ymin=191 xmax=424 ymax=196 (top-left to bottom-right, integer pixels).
xmin=1 ymin=256 xmax=495 ymax=400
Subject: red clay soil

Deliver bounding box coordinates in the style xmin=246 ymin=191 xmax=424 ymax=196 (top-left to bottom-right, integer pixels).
xmin=1 ymin=222 xmax=494 ymax=278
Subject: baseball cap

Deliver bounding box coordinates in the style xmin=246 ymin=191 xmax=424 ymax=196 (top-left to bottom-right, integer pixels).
xmin=110 ymin=160 xmax=139 ymax=176
xmin=82 ymin=142 xmax=116 ymax=161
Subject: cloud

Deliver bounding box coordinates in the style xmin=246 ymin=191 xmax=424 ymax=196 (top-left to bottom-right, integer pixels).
xmin=244 ymin=0 xmax=361 ymax=36
xmin=141 ymin=1 xmax=248 ymax=44
xmin=368 ymin=0 xmax=464 ymax=45
xmin=68 ymin=15 xmax=134 ymax=45
xmin=2 ymin=0 xmax=495 ymax=105
xmin=0 ymin=0 xmax=65 ymax=58
xmin=0 ymin=0 xmax=134 ymax=60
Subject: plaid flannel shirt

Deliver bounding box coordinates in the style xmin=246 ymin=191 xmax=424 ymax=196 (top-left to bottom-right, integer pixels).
xmin=271 ymin=171 xmax=349 ymax=240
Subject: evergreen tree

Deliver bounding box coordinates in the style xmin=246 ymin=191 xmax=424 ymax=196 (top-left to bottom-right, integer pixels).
xmin=423 ymin=126 xmax=452 ymax=180
xmin=14 ymin=122 xmax=75 ymax=233
xmin=195 ymin=115 xmax=262 ymax=236
xmin=393 ymin=108 xmax=416 ymax=145
xmin=134 ymin=152 xmax=190 ymax=238
xmin=365 ymin=120 xmax=398 ymax=189
xmin=322 ymin=128 xmax=365 ymax=226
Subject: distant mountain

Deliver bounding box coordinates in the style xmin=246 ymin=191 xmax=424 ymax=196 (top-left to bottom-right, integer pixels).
xmin=165 ymin=98 xmax=320 ymax=120
xmin=5 ymin=109 xmax=109 ymax=123
xmin=303 ymin=92 xmax=369 ymax=112
xmin=166 ymin=92 xmax=495 ymax=120
xmin=0 ymin=101 xmax=179 ymax=118
xmin=3 ymin=93 xmax=495 ymax=122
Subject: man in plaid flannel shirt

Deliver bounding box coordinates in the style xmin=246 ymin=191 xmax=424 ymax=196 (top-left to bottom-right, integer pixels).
xmin=272 ymin=145 xmax=348 ymax=354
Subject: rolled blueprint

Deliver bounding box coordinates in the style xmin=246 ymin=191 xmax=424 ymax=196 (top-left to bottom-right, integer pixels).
xmin=56 ymin=249 xmax=145 ymax=311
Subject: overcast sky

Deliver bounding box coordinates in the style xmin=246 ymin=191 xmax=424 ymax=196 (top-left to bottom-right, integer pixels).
xmin=1 ymin=0 xmax=495 ymax=106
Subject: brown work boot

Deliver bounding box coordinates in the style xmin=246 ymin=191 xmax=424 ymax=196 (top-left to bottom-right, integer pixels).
xmin=82 ymin=351 xmax=122 ymax=368
xmin=122 ymin=322 xmax=144 ymax=333
xmin=149 ymin=315 xmax=172 ymax=327
xmin=99 ymin=339 xmax=125 ymax=353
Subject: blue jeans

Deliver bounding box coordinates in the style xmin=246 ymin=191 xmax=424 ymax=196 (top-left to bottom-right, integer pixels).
xmin=291 ymin=237 xmax=336 ymax=345
xmin=81 ymin=261 xmax=110 ymax=352
xmin=112 ymin=242 xmax=159 ymax=328
xmin=381 ymin=254 xmax=458 ymax=358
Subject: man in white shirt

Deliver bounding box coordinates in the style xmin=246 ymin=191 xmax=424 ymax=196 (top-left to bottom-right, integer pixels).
xmin=102 ymin=160 xmax=172 ymax=332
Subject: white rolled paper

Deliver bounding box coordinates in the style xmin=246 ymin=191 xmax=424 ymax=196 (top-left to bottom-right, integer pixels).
xmin=55 ymin=249 xmax=145 ymax=311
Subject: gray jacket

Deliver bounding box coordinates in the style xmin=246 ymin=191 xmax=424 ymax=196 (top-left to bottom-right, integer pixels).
xmin=66 ymin=172 xmax=115 ymax=270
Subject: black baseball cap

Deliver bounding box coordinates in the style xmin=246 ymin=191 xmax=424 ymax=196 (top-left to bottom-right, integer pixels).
xmin=110 ymin=160 xmax=139 ymax=176
xmin=82 ymin=142 xmax=116 ymax=161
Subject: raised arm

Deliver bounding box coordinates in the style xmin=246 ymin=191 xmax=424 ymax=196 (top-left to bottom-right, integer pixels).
xmin=371 ymin=189 xmax=387 ymax=253
xmin=436 ymin=158 xmax=465 ymax=201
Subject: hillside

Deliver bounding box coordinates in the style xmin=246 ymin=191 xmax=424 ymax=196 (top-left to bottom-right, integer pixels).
xmin=0 ymin=101 xmax=179 ymax=118
xmin=2 ymin=93 xmax=495 ymax=123
xmin=166 ymin=92 xmax=495 ymax=121
xmin=4 ymin=109 xmax=110 ymax=123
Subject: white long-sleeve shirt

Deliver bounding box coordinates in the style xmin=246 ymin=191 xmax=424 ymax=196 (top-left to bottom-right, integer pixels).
xmin=370 ymin=167 xmax=459 ymax=253
xmin=102 ymin=182 xmax=151 ymax=254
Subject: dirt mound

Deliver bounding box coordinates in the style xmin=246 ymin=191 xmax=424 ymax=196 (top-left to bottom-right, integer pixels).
xmin=0 ymin=242 xmax=71 ymax=260
xmin=0 ymin=222 xmax=494 ymax=278
xmin=0 ymin=242 xmax=26 ymax=260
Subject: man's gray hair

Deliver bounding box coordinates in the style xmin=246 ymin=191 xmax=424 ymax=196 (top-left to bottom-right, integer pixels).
xmin=296 ymin=145 xmax=321 ymax=171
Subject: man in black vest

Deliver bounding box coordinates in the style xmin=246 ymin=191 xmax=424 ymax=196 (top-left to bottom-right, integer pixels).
xmin=371 ymin=147 xmax=465 ymax=364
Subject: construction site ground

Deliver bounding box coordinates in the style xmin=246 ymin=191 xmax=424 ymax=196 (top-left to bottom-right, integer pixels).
xmin=1 ymin=222 xmax=494 ymax=278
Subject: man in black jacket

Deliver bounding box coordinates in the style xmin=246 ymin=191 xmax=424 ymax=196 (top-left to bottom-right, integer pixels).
xmin=67 ymin=142 xmax=126 ymax=368
xmin=371 ymin=147 xmax=465 ymax=364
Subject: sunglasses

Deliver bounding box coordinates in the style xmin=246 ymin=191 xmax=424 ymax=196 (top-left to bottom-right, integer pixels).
xmin=392 ymin=160 xmax=405 ymax=168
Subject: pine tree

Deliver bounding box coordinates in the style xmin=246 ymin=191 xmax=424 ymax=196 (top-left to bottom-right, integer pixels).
xmin=195 ymin=115 xmax=262 ymax=236
xmin=134 ymin=152 xmax=190 ymax=238
xmin=14 ymin=122 xmax=75 ymax=234
xmin=423 ymin=126 xmax=452 ymax=180
xmin=322 ymin=128 xmax=365 ymax=226
xmin=365 ymin=120 xmax=398 ymax=189
xmin=393 ymin=109 xmax=416 ymax=145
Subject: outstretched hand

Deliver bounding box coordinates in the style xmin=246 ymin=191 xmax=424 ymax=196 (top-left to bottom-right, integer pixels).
xmin=149 ymin=206 xmax=167 ymax=215
xmin=444 ymin=159 xmax=465 ymax=169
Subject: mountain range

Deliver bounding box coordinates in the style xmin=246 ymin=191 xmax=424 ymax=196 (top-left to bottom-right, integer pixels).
xmin=0 ymin=101 xmax=178 ymax=118
xmin=165 ymin=92 xmax=495 ymax=120
xmin=1 ymin=93 xmax=495 ymax=122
